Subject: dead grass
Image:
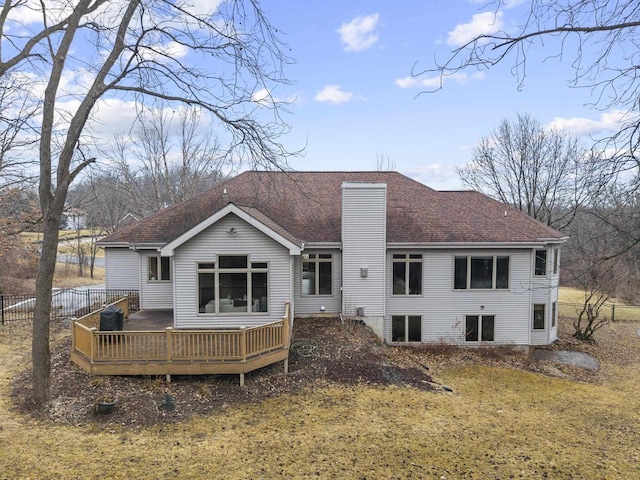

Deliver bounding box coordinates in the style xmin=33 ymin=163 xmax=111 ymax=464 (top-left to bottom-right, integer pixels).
xmin=1 ymin=317 xmax=640 ymax=478
xmin=560 ymin=286 xmax=640 ymax=322
xmin=53 ymin=263 xmax=104 ymax=288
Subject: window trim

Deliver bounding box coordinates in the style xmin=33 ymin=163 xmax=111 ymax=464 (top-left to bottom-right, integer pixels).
xmin=197 ymin=256 xmax=269 ymax=315
xmin=464 ymin=314 xmax=495 ymax=343
xmin=301 ymin=253 xmax=333 ymax=296
xmin=148 ymin=256 xmax=171 ymax=282
xmin=392 ymin=253 xmax=423 ymax=296
xmin=391 ymin=315 xmax=422 ymax=342
xmin=533 ymin=304 xmax=546 ymax=330
xmin=454 ymin=255 xmax=510 ymax=290
xmin=535 ymin=249 xmax=547 ymax=277
xmin=553 ymin=248 xmax=559 ymax=275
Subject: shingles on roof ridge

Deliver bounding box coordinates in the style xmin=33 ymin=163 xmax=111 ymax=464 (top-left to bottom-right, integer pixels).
xmin=101 ymin=170 xmax=566 ymax=246
xmin=440 ymin=190 xmax=564 ymax=239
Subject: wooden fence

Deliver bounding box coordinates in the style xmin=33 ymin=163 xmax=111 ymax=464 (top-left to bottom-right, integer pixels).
xmin=71 ymin=302 xmax=290 ymax=385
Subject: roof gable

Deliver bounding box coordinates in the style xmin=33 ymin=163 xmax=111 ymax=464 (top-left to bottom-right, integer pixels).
xmin=159 ymin=203 xmax=302 ymax=256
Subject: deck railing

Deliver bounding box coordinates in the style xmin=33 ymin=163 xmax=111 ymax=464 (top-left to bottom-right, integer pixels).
xmin=71 ymin=301 xmax=291 ymax=384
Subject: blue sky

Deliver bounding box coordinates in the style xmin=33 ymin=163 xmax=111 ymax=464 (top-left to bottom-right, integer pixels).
xmin=6 ymin=0 xmax=627 ymax=191
xmin=257 ymin=1 xmax=626 ymax=189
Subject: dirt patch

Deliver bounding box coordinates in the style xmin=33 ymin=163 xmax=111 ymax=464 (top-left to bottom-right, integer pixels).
xmin=11 ymin=318 xmax=435 ymax=428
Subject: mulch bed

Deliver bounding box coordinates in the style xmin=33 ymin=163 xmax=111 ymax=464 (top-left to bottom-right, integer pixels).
xmin=10 ymin=318 xmax=435 ymax=428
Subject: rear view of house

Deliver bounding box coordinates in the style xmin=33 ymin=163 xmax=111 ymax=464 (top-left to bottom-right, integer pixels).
xmin=99 ymin=171 xmax=566 ymax=347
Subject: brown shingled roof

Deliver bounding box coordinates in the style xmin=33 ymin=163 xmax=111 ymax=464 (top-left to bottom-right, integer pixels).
xmin=100 ymin=171 xmax=566 ymax=246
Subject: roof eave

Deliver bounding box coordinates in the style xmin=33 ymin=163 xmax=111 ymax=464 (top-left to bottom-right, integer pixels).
xmin=387 ymin=240 xmax=567 ymax=249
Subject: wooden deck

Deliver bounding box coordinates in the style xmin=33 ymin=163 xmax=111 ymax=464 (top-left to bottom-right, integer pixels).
xmin=123 ymin=309 xmax=174 ymax=330
xmin=70 ymin=298 xmax=290 ymax=386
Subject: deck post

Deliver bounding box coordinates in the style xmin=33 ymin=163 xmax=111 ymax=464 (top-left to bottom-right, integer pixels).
xmin=284 ymin=358 xmax=289 ymax=374
xmin=240 ymin=326 xmax=247 ymax=360
xmin=166 ymin=327 xmax=173 ymax=362
xmin=240 ymin=373 xmax=245 ymax=387
xmin=166 ymin=327 xmax=173 ymax=383
xmin=90 ymin=327 xmax=97 ymax=361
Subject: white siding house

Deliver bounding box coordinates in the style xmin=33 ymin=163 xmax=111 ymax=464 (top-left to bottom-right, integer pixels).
xmin=341 ymin=182 xmax=387 ymax=337
xmin=99 ymin=171 xmax=567 ymax=347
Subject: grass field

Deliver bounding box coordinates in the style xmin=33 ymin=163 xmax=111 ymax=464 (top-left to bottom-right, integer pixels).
xmin=1 ymin=298 xmax=639 ymax=478
xmin=559 ymin=286 xmax=640 ymax=322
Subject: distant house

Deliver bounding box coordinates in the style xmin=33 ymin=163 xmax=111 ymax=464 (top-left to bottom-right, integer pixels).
xmin=62 ymin=206 xmax=87 ymax=230
xmin=98 ymin=171 xmax=566 ymax=347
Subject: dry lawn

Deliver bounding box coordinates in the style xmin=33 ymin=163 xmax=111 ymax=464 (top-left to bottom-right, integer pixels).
xmin=53 ymin=263 xmax=105 ymax=288
xmin=1 ymin=318 xmax=639 ymax=478
xmin=560 ymin=286 xmax=640 ymax=322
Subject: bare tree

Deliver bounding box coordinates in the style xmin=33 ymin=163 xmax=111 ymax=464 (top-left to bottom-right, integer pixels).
xmin=0 ymin=74 xmax=38 ymax=188
xmin=108 ymin=104 xmax=226 ymax=215
xmin=562 ymin=209 xmax=624 ymax=341
xmin=68 ymin=171 xmax=133 ymax=234
xmin=0 ymin=0 xmax=295 ymax=404
xmin=376 ymin=152 xmax=396 ymax=172
xmin=420 ymin=1 xmax=640 ymax=167
xmin=458 ymin=113 xmax=592 ymax=230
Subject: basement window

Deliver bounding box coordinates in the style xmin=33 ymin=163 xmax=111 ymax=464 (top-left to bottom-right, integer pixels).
xmin=391 ymin=315 xmax=421 ymax=342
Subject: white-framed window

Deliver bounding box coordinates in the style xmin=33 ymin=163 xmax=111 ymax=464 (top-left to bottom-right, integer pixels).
xmin=197 ymin=256 xmax=268 ymax=314
xmin=551 ymin=302 xmax=557 ymax=328
xmin=533 ymin=304 xmax=546 ymax=330
xmin=454 ymin=256 xmax=509 ymax=290
xmin=391 ymin=315 xmax=421 ymax=342
xmin=302 ymin=253 xmax=332 ymax=296
xmin=535 ymin=250 xmax=547 ymax=276
xmin=148 ymin=256 xmax=171 ymax=282
xmin=465 ymin=315 xmax=495 ymax=342
xmin=392 ymin=253 xmax=423 ymax=295
xmin=553 ymin=248 xmax=559 ymax=275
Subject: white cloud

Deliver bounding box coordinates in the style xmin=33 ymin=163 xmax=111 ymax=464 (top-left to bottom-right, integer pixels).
xmin=314 ymin=85 xmax=354 ymax=104
xmin=404 ymin=164 xmax=456 ymax=185
xmin=337 ymin=13 xmax=380 ymax=52
xmin=251 ymin=87 xmax=298 ymax=106
xmin=180 ymin=0 xmax=222 ymax=18
xmin=548 ymin=110 xmax=632 ymax=137
xmin=395 ymin=72 xmax=485 ymax=89
xmin=447 ymin=11 xmax=503 ymax=47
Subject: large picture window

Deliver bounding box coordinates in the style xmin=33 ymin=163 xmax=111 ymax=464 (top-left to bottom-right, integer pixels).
xmin=454 ymin=256 xmax=509 ymax=290
xmin=465 ymin=315 xmax=495 ymax=342
xmin=391 ymin=315 xmax=421 ymax=342
xmin=198 ymin=256 xmax=268 ymax=314
xmin=302 ymin=253 xmax=332 ymax=296
xmin=148 ymin=256 xmax=171 ymax=282
xmin=392 ymin=253 xmax=422 ymax=295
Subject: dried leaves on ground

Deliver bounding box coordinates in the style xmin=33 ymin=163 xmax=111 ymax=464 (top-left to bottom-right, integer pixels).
xmin=12 ymin=315 xmax=636 ymax=428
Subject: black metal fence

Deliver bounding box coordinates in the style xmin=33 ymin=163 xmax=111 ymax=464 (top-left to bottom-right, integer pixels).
xmin=0 ymin=289 xmax=139 ymax=325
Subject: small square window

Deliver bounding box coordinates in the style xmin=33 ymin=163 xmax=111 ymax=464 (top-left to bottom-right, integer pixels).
xmin=465 ymin=315 xmax=495 ymax=342
xmin=392 ymin=315 xmax=421 ymax=342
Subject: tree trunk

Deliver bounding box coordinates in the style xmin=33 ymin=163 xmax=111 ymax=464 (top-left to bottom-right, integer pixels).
xmin=32 ymin=210 xmax=62 ymax=404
